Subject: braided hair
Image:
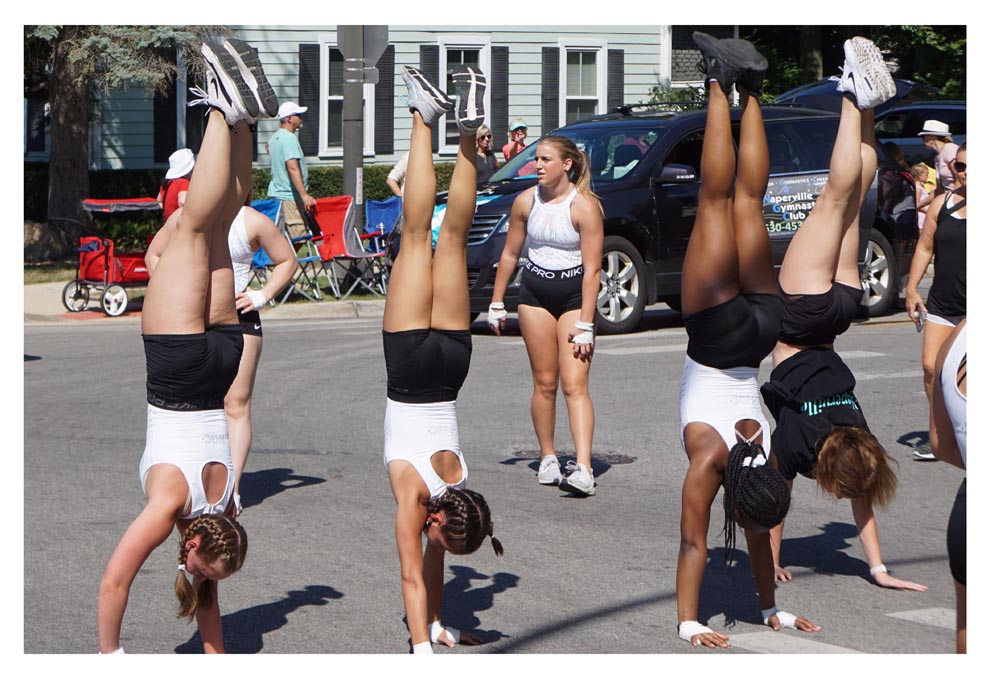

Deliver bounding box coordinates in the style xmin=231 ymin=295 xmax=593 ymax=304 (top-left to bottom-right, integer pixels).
xmin=426 ymin=488 xmax=504 ymax=557
xmin=722 ymin=440 xmax=790 ymax=568
xmin=174 ymin=514 xmax=248 ymax=619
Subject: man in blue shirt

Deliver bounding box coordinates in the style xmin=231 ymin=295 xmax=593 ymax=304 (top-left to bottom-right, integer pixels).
xmin=267 ymin=102 xmax=316 ymax=238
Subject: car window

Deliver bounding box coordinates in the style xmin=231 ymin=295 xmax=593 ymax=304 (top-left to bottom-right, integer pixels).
xmin=938 ymin=109 xmax=966 ymax=136
xmin=659 ymin=129 xmax=704 ymax=175
xmin=488 ymin=125 xmax=667 ymax=183
xmin=783 ymin=118 xmax=838 ymax=171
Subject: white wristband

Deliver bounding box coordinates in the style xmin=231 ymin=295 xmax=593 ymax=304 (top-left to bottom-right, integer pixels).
xmin=487 ymin=302 xmax=507 ymax=331
xmin=99 ymin=647 xmax=125 ymax=654
xmin=412 ymin=641 xmax=433 ymax=654
xmin=575 ymin=320 xmax=594 ymax=331
xmin=246 ymin=289 xmax=267 ymax=310
xmin=677 ymin=620 xmax=712 ymax=644
xmin=762 ymin=606 xmax=798 ymax=629
xmin=869 ymin=564 xmax=888 ymax=575
xmin=430 ymin=620 xmax=460 ymax=644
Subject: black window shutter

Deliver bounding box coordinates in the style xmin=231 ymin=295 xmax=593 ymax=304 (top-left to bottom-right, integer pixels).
xmin=491 ymin=46 xmax=509 ymax=148
xmin=153 ymin=65 xmax=178 ymax=163
xmin=420 ymin=44 xmax=440 ymax=152
xmin=298 ymin=43 xmax=320 ymax=156
xmin=374 ymin=44 xmax=395 ymax=155
xmin=25 ymin=99 xmax=46 ymax=152
xmin=541 ymin=46 xmax=560 ymax=134
xmin=607 ymin=49 xmax=624 ymax=113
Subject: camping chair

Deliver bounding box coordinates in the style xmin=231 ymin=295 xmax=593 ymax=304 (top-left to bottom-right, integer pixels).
xmin=363 ymin=195 xmax=403 ymax=253
xmin=273 ymin=198 xmax=331 ymax=304
xmin=309 ymin=196 xmax=388 ymax=300
xmin=244 ymin=198 xmax=281 ymax=305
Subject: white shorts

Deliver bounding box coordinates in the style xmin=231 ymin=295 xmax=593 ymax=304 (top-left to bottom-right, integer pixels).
xmin=679 ymin=356 xmax=769 ymax=453
xmin=927 ymin=312 xmax=963 ymax=328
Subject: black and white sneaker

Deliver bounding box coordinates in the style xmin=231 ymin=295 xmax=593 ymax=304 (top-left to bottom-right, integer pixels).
xmin=200 ymin=40 xmax=258 ymax=121
xmin=224 ymin=38 xmax=280 ymax=118
xmin=188 ymin=62 xmax=250 ymax=127
xmin=451 ymin=66 xmax=486 ymax=133
xmin=835 ymin=37 xmax=896 ymax=110
xmin=693 ymin=31 xmax=767 ymax=96
xmin=401 ymin=66 xmax=453 ymax=126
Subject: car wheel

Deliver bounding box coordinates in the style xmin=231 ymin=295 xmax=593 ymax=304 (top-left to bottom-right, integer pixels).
xmin=596 ymin=236 xmax=647 ymax=335
xmin=861 ymin=228 xmax=897 ymax=317
xmin=61 ymin=280 xmax=90 ymax=312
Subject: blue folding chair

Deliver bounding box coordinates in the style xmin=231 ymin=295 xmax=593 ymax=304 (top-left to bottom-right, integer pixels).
xmin=363 ymin=196 xmax=403 ymax=253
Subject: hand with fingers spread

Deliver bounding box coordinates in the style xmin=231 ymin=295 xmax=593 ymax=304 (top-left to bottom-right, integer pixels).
xmin=763 ymin=606 xmax=822 ymax=633
xmin=872 ymin=566 xmax=928 ymax=592
xmin=774 ymin=564 xmax=792 ymax=582
xmin=678 ymin=620 xmax=730 ymax=648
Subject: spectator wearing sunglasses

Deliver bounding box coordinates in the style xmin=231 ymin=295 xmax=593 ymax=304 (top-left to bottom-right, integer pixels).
xmin=905 ymin=143 xmax=967 ymax=460
xmin=475 ymin=124 xmax=499 ymax=184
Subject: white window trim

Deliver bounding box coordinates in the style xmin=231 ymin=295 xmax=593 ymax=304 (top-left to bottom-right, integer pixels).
xmin=318 ymin=34 xmax=375 ymax=158
xmin=176 ymin=51 xmax=189 ymax=150
xmin=437 ymin=35 xmax=491 ymax=155
xmin=558 ymin=39 xmax=607 ymax=128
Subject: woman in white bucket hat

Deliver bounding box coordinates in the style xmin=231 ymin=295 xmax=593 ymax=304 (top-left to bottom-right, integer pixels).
xmin=918 ymin=119 xmax=959 ymax=194
xmin=156 ymin=148 xmax=196 ymax=222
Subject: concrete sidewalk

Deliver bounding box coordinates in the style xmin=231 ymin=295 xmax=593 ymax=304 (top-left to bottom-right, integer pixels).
xmin=23 ymin=281 xmax=386 ymax=326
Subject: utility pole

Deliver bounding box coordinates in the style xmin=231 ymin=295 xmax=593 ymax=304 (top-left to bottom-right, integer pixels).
xmin=338 ymin=25 xmax=389 ymax=208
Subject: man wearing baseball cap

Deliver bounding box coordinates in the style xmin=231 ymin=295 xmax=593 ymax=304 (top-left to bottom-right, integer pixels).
xmin=268 ymin=101 xmax=315 ymax=238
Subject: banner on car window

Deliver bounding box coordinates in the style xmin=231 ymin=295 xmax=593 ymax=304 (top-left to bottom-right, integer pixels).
xmin=763 ymin=174 xmax=828 ymax=234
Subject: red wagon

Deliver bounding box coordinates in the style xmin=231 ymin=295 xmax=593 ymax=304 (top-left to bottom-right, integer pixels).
xmin=60 ymin=198 xmax=159 ymax=316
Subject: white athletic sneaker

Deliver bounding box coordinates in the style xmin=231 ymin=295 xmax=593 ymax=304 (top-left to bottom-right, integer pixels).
xmin=835 ymin=37 xmax=896 ymax=110
xmin=537 ymin=455 xmax=562 ymax=486
xmin=451 ymin=66 xmax=486 ymax=134
xmin=401 ymin=66 xmax=453 ymax=126
xmin=224 ymin=38 xmax=280 ymax=118
xmin=559 ymin=461 xmax=596 ymax=497
xmin=197 ymin=41 xmax=258 ymax=122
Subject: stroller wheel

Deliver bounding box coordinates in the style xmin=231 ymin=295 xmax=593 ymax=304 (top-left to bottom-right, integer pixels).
xmin=61 ymin=281 xmax=90 ymax=312
xmin=102 ymin=285 xmax=128 ymax=317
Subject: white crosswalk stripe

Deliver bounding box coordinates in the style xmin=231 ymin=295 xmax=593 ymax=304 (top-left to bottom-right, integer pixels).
xmin=729 ymin=631 xmax=863 ymax=654
xmin=885 ymin=608 xmax=955 ymax=630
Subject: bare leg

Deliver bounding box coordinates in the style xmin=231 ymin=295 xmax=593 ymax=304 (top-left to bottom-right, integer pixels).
xmin=779 ymin=95 xmax=865 ymax=295
xmin=383 ymin=112 xmax=436 ymax=333
xmin=955 ymin=580 xmax=966 ymax=653
xmin=557 ymin=308 xmax=593 ymax=469
xmin=733 ymin=87 xmax=776 ymax=295
xmin=430 ymin=131 xmax=477 ymax=330
xmin=834 ymin=107 xmax=877 ymax=288
xmin=225 ymin=333 xmax=262 ymax=496
xmin=681 ymin=81 xmax=738 ymax=316
xmin=143 ymin=111 xmax=248 ymax=334
xmin=518 ymin=305 xmax=561 ymax=460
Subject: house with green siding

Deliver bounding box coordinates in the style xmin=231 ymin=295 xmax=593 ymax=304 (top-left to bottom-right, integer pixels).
xmin=24 ymin=25 xmax=737 ymax=173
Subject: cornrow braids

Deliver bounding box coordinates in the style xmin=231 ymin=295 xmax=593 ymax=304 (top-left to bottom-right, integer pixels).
xmin=426 ymin=488 xmax=504 ymax=557
xmin=722 ymin=440 xmax=790 ymax=568
xmin=174 ymin=514 xmax=248 ymax=619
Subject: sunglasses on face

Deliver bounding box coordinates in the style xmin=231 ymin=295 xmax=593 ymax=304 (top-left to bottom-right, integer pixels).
xmin=953 ymin=160 xmax=966 ymax=172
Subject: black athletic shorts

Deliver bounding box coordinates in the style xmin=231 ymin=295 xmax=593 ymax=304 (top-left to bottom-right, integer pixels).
xmin=144 ymin=324 xmax=244 ymax=411
xmin=684 ymin=293 xmax=782 ymax=369
xmin=518 ymin=261 xmax=584 ymax=319
xmin=779 ymin=282 xmax=862 ymax=346
xmin=238 ymin=308 xmax=263 ymax=337
xmin=947 ymin=478 xmax=966 ymax=585
xmin=383 ymin=328 xmax=472 ymax=404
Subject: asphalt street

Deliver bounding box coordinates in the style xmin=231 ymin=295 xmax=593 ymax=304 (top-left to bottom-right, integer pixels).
xmin=23 ymin=304 xmax=966 ymax=659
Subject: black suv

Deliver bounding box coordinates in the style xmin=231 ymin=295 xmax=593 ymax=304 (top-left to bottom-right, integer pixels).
xmin=431 ymin=104 xmax=916 ymax=333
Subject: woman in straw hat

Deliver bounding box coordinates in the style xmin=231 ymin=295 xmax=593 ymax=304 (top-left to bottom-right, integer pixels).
xmin=918 ymin=119 xmax=959 ymax=195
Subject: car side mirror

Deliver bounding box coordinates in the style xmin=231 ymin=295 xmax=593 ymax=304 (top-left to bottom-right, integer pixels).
xmin=658 ymin=164 xmax=697 ymax=184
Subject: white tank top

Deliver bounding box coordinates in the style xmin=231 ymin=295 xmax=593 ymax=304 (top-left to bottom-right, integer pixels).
xmin=526 ymin=187 xmax=583 ymax=270
xmin=383 ymin=398 xmax=468 ymax=500
xmin=227 ymin=207 xmax=253 ymax=294
xmin=940 ymin=323 xmax=967 ymax=467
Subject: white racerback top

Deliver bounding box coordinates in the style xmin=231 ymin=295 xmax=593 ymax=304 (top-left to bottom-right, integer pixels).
xmin=227 ymin=207 xmax=253 ymax=294
xmin=526 ymin=187 xmax=582 ymax=270
xmin=940 ymin=323 xmax=967 ymax=467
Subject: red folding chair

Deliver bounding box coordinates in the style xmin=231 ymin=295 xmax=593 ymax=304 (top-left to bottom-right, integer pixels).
xmin=309 ymin=196 xmax=388 ymax=300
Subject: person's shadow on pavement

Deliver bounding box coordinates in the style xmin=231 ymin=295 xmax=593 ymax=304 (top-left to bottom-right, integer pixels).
xmin=175 ymin=584 xmax=343 ymax=653
xmin=239 ymin=467 xmax=325 ymax=511
xmin=399 ymin=566 xmax=519 ymax=650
